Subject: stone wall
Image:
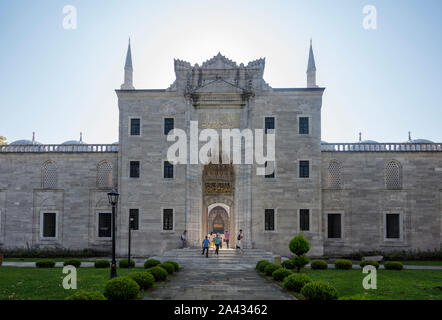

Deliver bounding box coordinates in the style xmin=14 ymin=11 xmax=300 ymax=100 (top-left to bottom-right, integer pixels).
xmin=0 ymin=152 xmax=117 ymax=250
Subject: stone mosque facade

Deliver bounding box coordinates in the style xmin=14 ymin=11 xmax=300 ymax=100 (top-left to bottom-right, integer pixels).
xmin=0 ymin=42 xmax=441 ymax=257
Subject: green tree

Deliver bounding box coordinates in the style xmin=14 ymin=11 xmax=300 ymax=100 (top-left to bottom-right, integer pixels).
xmin=289 ymin=233 xmax=310 ymax=272
xmin=0 ymin=136 xmax=6 ymax=145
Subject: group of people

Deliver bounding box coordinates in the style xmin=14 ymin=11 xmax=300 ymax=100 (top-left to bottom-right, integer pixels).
xmin=180 ymin=229 xmax=244 ymax=258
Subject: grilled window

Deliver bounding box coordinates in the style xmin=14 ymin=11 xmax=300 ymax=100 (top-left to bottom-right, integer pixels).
xmin=265 ymin=209 xmax=275 ymax=231
xmin=328 ymin=214 xmax=341 ymax=238
xmin=130 ymin=161 xmax=140 ymax=178
xmin=164 ymin=118 xmax=174 ymax=135
xmin=98 ymin=212 xmax=111 ymax=238
xmin=299 ymin=117 xmax=309 ymax=134
xmin=300 ymin=209 xmax=310 ymax=231
xmin=42 ymin=160 xmax=57 ymax=189
xmin=265 ymin=161 xmax=275 ymax=178
xmin=42 ymin=212 xmax=56 ymax=238
xmin=265 ymin=117 xmax=275 ymax=134
xmin=97 ymin=161 xmax=113 ymax=189
xmin=299 ymin=161 xmax=310 ymax=178
xmin=164 ymin=161 xmax=174 ymax=179
xmin=129 ymin=209 xmax=139 ymax=230
xmin=328 ymin=160 xmax=342 ymax=189
xmin=385 ymin=160 xmax=402 ymax=190
xmin=130 ymin=118 xmax=140 ymax=136
xmin=163 ymin=209 xmax=173 ymax=230
xmin=386 ymin=214 xmax=400 ymax=239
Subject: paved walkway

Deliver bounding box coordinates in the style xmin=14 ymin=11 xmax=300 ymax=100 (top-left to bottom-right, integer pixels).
xmin=143 ymin=266 xmax=295 ymax=300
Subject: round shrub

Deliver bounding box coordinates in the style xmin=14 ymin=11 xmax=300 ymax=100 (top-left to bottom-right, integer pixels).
xmin=300 ymin=281 xmax=338 ymax=300
xmin=63 ymin=259 xmax=81 ymax=268
xmin=94 ymin=260 xmax=110 ymax=268
xmin=334 ymin=259 xmax=352 ymax=270
xmin=36 ymin=260 xmax=55 ymax=268
xmin=283 ymin=273 xmax=312 ymax=292
xmin=144 ymin=259 xmax=161 ymax=269
xmin=311 ymin=259 xmax=328 ymax=270
xmin=160 ymin=262 xmax=175 ymax=274
xmin=104 ymin=276 xmax=140 ymax=300
xmin=257 ymin=260 xmax=271 ymax=273
xmin=146 ymin=266 xmax=168 ymax=281
xmin=272 ymin=268 xmax=293 ymax=281
xmin=360 ymin=260 xmax=380 ymax=269
xmin=292 ymin=256 xmax=310 ymax=272
xmin=165 ymin=261 xmax=179 ymax=272
xmin=65 ymin=290 xmax=106 ymax=300
xmin=384 ymin=261 xmax=403 ymax=270
xmin=264 ymin=263 xmax=281 ymax=276
xmin=256 ymin=260 xmax=269 ymax=270
xmin=289 ymin=234 xmax=310 ymax=256
xmin=281 ymin=260 xmax=295 ymax=270
xmin=118 ymin=259 xmax=135 ymax=268
xmin=128 ymin=272 xmax=155 ymax=290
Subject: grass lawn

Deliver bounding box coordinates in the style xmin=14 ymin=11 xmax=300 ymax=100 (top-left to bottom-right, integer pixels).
xmin=276 ymin=269 xmax=442 ymax=300
xmin=0 ymin=266 xmax=163 ymax=300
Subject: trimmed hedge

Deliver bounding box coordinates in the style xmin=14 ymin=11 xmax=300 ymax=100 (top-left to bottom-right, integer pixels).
xmin=334 ymin=259 xmax=352 ymax=270
xmin=360 ymin=260 xmax=380 ymax=269
xmin=257 ymin=260 xmax=271 ymax=273
xmin=146 ymin=266 xmax=168 ymax=281
xmin=104 ymin=276 xmax=140 ymax=300
xmin=160 ymin=262 xmax=175 ymax=274
xmin=36 ymin=260 xmax=55 ymax=268
xmin=272 ymin=268 xmax=293 ymax=282
xmin=128 ymin=272 xmax=155 ymax=290
xmin=94 ymin=260 xmax=110 ymax=268
xmin=300 ymin=281 xmax=338 ymax=300
xmin=144 ymin=259 xmax=161 ymax=269
xmin=264 ymin=263 xmax=281 ymax=276
xmin=281 ymin=260 xmax=295 ymax=270
xmin=384 ymin=261 xmax=404 ymax=270
xmin=65 ymin=290 xmax=106 ymax=300
xmin=118 ymin=259 xmax=135 ymax=268
xmin=310 ymin=259 xmax=328 ymax=270
xmin=164 ymin=261 xmax=179 ymax=272
xmin=283 ymin=273 xmax=312 ymax=292
xmin=0 ymin=248 xmax=109 ymax=259
xmin=63 ymin=259 xmax=81 ymax=268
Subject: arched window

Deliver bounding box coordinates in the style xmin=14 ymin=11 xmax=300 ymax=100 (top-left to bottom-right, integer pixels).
xmin=42 ymin=160 xmax=57 ymax=189
xmin=327 ymin=160 xmax=342 ymax=189
xmin=385 ymin=160 xmax=402 ymax=190
xmin=97 ymin=161 xmax=113 ymax=189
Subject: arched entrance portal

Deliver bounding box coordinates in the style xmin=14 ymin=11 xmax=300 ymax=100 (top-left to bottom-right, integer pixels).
xmin=208 ymin=206 xmax=229 ymax=234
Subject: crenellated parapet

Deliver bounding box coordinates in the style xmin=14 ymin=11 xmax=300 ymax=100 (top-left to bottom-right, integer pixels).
xmin=168 ymin=52 xmax=271 ymax=94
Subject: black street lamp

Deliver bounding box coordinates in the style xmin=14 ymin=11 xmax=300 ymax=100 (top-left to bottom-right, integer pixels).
xmin=128 ymin=216 xmax=135 ymax=268
xmin=107 ymin=189 xmax=119 ymax=279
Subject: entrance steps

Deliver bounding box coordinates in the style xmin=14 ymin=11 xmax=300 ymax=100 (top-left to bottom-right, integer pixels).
xmin=150 ymin=248 xmax=278 ymax=268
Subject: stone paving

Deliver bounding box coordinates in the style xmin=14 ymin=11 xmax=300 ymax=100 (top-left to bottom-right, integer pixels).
xmin=143 ymin=265 xmax=295 ymax=300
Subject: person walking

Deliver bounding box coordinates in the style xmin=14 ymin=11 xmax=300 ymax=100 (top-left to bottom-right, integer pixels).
xmin=214 ymin=234 xmax=220 ymax=255
xmin=202 ymin=236 xmax=210 ymax=258
xmin=180 ymin=230 xmax=187 ymax=248
xmin=224 ymin=231 xmax=229 ymax=249
xmin=236 ymin=229 xmax=244 ymax=254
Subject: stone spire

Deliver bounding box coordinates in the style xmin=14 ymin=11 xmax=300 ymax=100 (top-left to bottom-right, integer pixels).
xmin=307 ymin=39 xmax=318 ymax=88
xmin=121 ymin=38 xmax=135 ymax=90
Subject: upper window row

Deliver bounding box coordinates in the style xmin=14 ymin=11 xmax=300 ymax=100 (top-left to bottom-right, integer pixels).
xmin=327 ymin=159 xmax=403 ymax=190
xmin=265 ymin=116 xmax=310 ymax=134
xmin=130 ymin=118 xmax=174 ymax=136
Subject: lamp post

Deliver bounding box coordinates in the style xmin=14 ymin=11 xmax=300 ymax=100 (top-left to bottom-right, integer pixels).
xmin=107 ymin=189 xmax=119 ymax=279
xmin=128 ymin=216 xmax=134 ymax=268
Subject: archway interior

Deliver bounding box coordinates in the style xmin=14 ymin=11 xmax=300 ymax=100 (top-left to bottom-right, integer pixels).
xmin=208 ymin=206 xmax=229 ymax=235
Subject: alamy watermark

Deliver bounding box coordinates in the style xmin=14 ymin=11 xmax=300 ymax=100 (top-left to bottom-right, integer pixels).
xmin=62 ymin=5 xmax=77 ymax=30
xmin=166 ymin=121 xmax=275 ymax=176
xmin=363 ymin=5 xmax=377 ymax=30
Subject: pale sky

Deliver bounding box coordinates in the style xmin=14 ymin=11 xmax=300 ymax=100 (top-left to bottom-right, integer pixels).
xmin=0 ymin=0 xmax=441 ymax=144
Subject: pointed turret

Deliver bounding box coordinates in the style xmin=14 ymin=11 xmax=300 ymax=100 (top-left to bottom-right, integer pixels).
xmin=121 ymin=38 xmax=135 ymax=90
xmin=307 ymin=39 xmax=318 ymax=88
